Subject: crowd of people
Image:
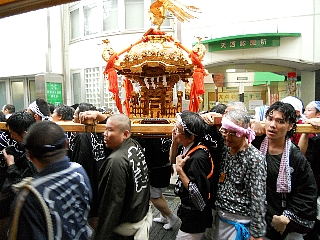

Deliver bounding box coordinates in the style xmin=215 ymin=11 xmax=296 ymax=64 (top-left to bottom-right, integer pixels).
xmin=0 ymin=96 xmax=319 ymax=240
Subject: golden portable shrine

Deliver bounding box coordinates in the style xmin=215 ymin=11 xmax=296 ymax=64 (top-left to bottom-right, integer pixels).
xmin=102 ymin=0 xmax=207 ymax=124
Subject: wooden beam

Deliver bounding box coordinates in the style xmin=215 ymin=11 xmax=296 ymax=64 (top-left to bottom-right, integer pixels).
xmin=56 ymin=122 xmax=176 ymax=136
xmin=0 ymin=121 xmax=176 ymax=135
xmin=1 ymin=119 xmax=320 ymax=135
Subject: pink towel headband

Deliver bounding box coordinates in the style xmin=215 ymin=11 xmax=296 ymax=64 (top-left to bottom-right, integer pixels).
xmin=221 ymin=117 xmax=256 ymax=143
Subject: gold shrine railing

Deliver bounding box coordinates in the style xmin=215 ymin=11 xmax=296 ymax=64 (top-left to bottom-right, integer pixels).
xmin=1 ymin=117 xmax=320 ymax=135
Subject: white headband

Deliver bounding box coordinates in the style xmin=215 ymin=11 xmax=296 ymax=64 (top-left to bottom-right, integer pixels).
xmin=176 ymin=113 xmax=198 ymax=136
xmin=28 ymin=101 xmax=50 ymax=121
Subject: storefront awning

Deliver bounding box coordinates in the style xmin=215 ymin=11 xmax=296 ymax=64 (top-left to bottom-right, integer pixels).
xmin=199 ymin=33 xmax=301 ymax=52
xmin=253 ymin=72 xmax=285 ymax=86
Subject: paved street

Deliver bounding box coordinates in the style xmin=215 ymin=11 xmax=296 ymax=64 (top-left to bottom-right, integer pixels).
xmin=150 ymin=191 xmax=181 ymax=240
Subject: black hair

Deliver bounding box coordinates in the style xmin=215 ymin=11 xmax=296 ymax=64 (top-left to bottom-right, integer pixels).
xmin=6 ymin=112 xmax=36 ymax=136
xmin=75 ymin=102 xmax=97 ymax=119
xmin=24 ymin=121 xmax=66 ymax=159
xmin=54 ymin=104 xmax=75 ymax=121
xmin=32 ymin=98 xmax=50 ymax=118
xmin=4 ymin=104 xmax=15 ymax=114
xmin=0 ymin=112 xmax=6 ymax=122
xmin=210 ymin=103 xmax=227 ymax=114
xmin=78 ymin=103 xmax=96 ymax=112
xmin=265 ymin=101 xmax=297 ymax=138
xmin=48 ymin=103 xmax=55 ymax=115
xmin=70 ymin=103 xmax=79 ymax=111
xmin=179 ymin=111 xmax=205 ymax=142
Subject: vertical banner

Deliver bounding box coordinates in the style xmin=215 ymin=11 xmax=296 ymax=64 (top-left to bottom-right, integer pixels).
xmin=286 ymin=80 xmax=296 ymax=94
xmin=213 ymin=73 xmax=224 ymax=87
xmin=287 ymin=71 xmax=297 ymax=94
xmin=270 ymin=93 xmax=279 ymax=104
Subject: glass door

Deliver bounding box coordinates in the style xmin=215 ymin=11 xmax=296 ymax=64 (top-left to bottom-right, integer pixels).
xmin=11 ymin=81 xmax=24 ymax=112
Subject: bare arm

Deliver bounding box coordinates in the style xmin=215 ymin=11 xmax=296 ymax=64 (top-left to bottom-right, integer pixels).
xmin=201 ymin=112 xmax=222 ymax=126
xmin=250 ymin=119 xmax=266 ymax=136
xmin=298 ymin=118 xmax=320 ymax=155
xmin=2 ymin=149 xmax=15 ymax=166
xmin=271 ymin=215 xmax=290 ymax=235
xmin=305 ymin=118 xmax=320 ymax=129
xmin=80 ymin=110 xmax=110 ymax=123
xmin=169 ymin=135 xmax=179 ymax=164
xmin=297 ymin=133 xmax=309 ymax=155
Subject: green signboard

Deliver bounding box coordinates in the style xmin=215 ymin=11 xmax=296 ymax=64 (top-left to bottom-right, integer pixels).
xmin=46 ymin=82 xmax=63 ymax=105
xmin=198 ymin=33 xmax=301 ymax=52
xmin=208 ymin=37 xmax=280 ymax=52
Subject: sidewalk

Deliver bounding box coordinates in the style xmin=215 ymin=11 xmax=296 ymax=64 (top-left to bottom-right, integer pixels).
xmin=149 ymin=188 xmax=181 ymax=240
xmin=149 ymin=168 xmax=181 ymax=239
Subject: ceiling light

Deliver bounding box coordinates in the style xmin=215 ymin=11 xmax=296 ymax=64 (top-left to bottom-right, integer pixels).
xmin=226 ymin=69 xmax=236 ymax=73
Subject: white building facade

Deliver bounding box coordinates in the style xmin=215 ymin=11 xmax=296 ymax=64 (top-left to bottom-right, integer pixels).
xmin=0 ymin=0 xmax=319 ymax=112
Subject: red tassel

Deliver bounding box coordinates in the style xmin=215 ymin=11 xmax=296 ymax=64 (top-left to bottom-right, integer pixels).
xmin=114 ymin=94 xmax=123 ymax=114
xmin=123 ymin=78 xmax=133 ymax=116
xmin=106 ymin=68 xmax=118 ymax=94
xmin=105 ymin=53 xmax=118 ymax=70
xmin=188 ymin=66 xmax=206 ymax=113
xmin=188 ymin=49 xmax=206 ymax=112
xmin=189 ymin=51 xmax=203 ymax=68
xmin=104 ymin=53 xmax=123 ymax=113
xmin=193 ymin=68 xmax=205 ymax=95
xmin=188 ymin=81 xmax=199 ymax=112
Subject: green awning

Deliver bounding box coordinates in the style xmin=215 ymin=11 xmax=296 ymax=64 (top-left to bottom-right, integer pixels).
xmin=197 ymin=33 xmax=301 ymax=52
xmin=200 ymin=33 xmax=301 ymax=44
xmin=253 ymin=72 xmax=285 ymax=86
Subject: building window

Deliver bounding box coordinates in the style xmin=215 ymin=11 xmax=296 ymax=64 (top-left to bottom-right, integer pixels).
xmin=75 ymin=67 xmax=123 ymax=111
xmin=69 ymin=0 xmax=152 ymax=38
xmin=85 ymin=67 xmax=101 ymax=107
xmin=84 ymin=3 xmax=99 ymax=36
xmin=0 ymin=81 xmax=6 ymax=109
xmin=11 ymin=81 xmax=24 ymax=112
xmin=72 ymin=72 xmax=82 ymax=104
xmin=125 ymin=0 xmax=144 ymax=30
xmin=103 ymin=75 xmax=122 ymax=114
xmin=28 ymin=79 xmax=36 ymax=103
xmin=103 ymin=0 xmax=119 ymax=32
xmin=70 ymin=8 xmax=80 ymax=39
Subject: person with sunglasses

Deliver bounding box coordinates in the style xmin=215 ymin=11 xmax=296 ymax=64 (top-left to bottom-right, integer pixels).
xmin=214 ymin=109 xmax=267 ymax=240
